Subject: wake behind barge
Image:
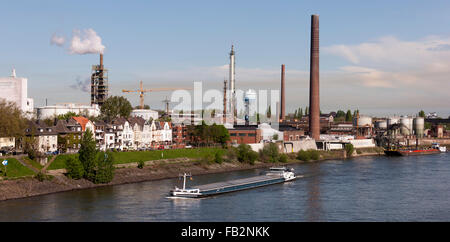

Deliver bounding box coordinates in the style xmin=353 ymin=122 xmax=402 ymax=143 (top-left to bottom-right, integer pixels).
xmin=170 ymin=167 xmax=297 ymax=198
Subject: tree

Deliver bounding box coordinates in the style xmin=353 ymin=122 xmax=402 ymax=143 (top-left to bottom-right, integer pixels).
xmin=259 ymin=143 xmax=280 ymax=163
xmin=65 ymin=156 xmax=84 ymax=179
xmin=305 ymin=106 xmax=309 ymax=116
xmin=57 ymin=111 xmax=77 ymax=120
xmin=345 ymin=110 xmax=353 ymax=122
xmin=236 ymin=144 xmax=258 ymax=164
xmin=266 ymin=105 xmax=271 ymax=119
xmin=336 ymin=110 xmax=346 ymax=118
xmin=94 ymin=151 xmax=115 ymax=184
xmin=78 ymin=129 xmax=97 ymax=181
xmin=23 ymin=135 xmax=39 ymax=160
xmin=0 ymin=99 xmax=27 ymax=138
xmin=100 ymin=96 xmax=133 ymax=121
xmin=211 ymin=124 xmax=230 ymax=147
xmin=256 ymin=113 xmax=260 ymax=123
xmin=345 ymin=143 xmax=354 ymax=157
xmin=299 ymin=108 xmax=303 ymax=119
xmin=135 ymin=105 xmax=150 ymax=110
xmin=211 ymin=109 xmax=216 ymax=118
xmin=294 ymin=110 xmax=298 ymax=119
xmin=418 ymin=110 xmax=425 ymax=118
xmin=272 ymin=134 xmax=279 ymax=140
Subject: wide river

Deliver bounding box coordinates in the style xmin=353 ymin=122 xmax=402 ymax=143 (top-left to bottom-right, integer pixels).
xmin=1 ymin=153 xmax=449 ymax=221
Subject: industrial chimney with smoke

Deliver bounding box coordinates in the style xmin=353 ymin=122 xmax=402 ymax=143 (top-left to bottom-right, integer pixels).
xmin=280 ymin=64 xmax=286 ymax=122
xmin=309 ymin=14 xmax=320 ymax=140
xmin=91 ymin=53 xmax=108 ymax=107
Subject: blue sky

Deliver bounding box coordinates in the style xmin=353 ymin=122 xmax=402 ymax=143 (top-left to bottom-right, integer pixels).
xmin=1 ymin=0 xmax=450 ymax=116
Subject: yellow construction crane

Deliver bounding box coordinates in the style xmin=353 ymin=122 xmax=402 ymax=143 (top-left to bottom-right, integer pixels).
xmin=122 ymin=80 xmax=191 ymax=109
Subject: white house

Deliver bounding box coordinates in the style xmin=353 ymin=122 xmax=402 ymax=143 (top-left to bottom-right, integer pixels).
xmin=0 ymin=137 xmax=15 ymax=149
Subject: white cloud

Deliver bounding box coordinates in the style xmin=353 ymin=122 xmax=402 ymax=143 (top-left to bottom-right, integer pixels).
xmin=324 ymin=35 xmax=450 ymax=92
xmin=69 ymin=29 xmax=105 ymax=55
xmin=50 ymin=33 xmax=65 ymax=46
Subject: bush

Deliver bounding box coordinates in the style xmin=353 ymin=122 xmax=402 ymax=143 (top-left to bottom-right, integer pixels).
xmin=345 ymin=144 xmax=354 ymax=157
xmin=214 ymin=151 xmax=223 ymax=164
xmin=279 ymin=153 xmax=288 ymax=163
xmin=200 ymin=153 xmax=214 ymax=164
xmin=237 ymin=144 xmax=258 ymax=165
xmin=310 ymin=149 xmax=320 ymax=160
xmin=34 ymin=172 xmax=52 ymax=182
xmin=137 ymin=160 xmax=145 ymax=169
xmin=65 ymin=156 xmax=84 ymax=179
xmin=297 ymin=150 xmax=311 ymax=161
xmin=259 ymin=143 xmax=280 ymax=163
xmin=225 ymin=147 xmax=238 ymax=162
xmin=356 ymin=149 xmax=362 ymax=154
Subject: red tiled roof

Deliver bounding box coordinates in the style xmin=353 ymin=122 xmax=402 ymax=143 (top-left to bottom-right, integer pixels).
xmin=72 ymin=116 xmax=91 ymax=131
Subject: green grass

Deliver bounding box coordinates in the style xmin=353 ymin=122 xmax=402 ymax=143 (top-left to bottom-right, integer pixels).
xmin=46 ymin=148 xmax=224 ymax=169
xmin=47 ymin=154 xmax=79 ymax=170
xmin=111 ymin=148 xmax=224 ymax=164
xmin=0 ymin=158 xmax=35 ymax=178
xmin=22 ymin=157 xmax=43 ymax=170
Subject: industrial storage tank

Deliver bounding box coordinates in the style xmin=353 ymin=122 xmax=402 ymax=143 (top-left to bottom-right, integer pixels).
xmin=413 ymin=117 xmax=425 ymax=138
xmin=400 ymin=116 xmax=413 ymax=135
xmin=387 ymin=117 xmax=400 ymax=127
xmin=353 ymin=116 xmax=373 ymax=127
xmin=374 ymin=120 xmax=388 ymax=129
xmin=244 ymin=89 xmax=257 ymax=119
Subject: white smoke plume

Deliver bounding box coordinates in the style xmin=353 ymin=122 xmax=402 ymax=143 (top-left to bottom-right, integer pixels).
xmin=70 ymin=76 xmax=91 ymax=93
xmin=69 ymin=28 xmax=105 ymax=55
xmin=50 ymin=33 xmax=66 ymax=46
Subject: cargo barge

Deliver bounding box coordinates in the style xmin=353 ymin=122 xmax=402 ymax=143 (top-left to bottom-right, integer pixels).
xmin=170 ymin=167 xmax=297 ymax=198
xmin=384 ymin=148 xmax=440 ymax=156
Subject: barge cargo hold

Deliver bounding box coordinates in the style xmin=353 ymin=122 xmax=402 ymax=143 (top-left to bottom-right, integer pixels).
xmin=170 ymin=167 xmax=296 ymax=198
xmin=384 ymin=148 xmax=440 ymax=156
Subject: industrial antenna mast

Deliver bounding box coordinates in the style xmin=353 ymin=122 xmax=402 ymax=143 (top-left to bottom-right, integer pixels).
xmin=122 ymin=81 xmax=191 ymax=109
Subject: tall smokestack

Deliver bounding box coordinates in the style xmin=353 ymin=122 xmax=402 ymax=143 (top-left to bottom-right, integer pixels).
xmin=309 ymin=14 xmax=320 ymax=140
xmin=229 ymin=45 xmax=236 ymax=125
xmin=100 ymin=53 xmax=104 ymax=68
xmin=280 ymin=64 xmax=286 ymax=122
xmin=223 ymin=79 xmax=227 ymax=124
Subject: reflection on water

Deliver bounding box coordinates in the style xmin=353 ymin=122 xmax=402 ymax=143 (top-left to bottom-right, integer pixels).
xmin=305 ymin=163 xmax=322 ymax=221
xmin=1 ymin=153 xmax=450 ymax=221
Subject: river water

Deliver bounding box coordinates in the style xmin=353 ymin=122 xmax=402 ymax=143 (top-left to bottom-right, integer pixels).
xmin=0 ymin=153 xmax=449 ymax=221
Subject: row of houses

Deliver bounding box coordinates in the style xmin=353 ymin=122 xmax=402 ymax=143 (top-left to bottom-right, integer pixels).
xmin=19 ymin=116 xmax=177 ymax=153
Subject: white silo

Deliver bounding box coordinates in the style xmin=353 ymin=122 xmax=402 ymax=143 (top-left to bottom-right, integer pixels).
xmin=375 ymin=120 xmax=387 ymax=129
xmin=400 ymin=116 xmax=413 ymax=135
xmin=354 ymin=116 xmax=372 ymax=127
xmin=413 ymin=117 xmax=425 ymax=138
xmin=387 ymin=117 xmax=400 ymax=127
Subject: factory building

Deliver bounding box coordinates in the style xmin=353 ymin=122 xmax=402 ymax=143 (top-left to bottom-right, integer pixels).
xmin=130 ymin=109 xmax=159 ymax=121
xmin=228 ymin=125 xmax=262 ymax=145
xmin=0 ymin=69 xmax=34 ymax=116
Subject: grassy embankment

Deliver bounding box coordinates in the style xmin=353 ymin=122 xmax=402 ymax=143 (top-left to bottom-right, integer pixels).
xmin=47 ymin=148 xmax=224 ymax=170
xmin=2 ymin=146 xmax=385 ymax=179
xmin=0 ymin=158 xmax=35 ymax=179
xmin=22 ymin=157 xmax=44 ymax=170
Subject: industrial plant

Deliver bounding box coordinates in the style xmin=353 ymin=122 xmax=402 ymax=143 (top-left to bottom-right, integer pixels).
xmin=1 ymin=14 xmax=450 ymax=159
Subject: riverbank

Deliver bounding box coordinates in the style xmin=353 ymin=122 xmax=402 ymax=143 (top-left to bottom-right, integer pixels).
xmin=0 ymin=148 xmax=383 ymax=202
